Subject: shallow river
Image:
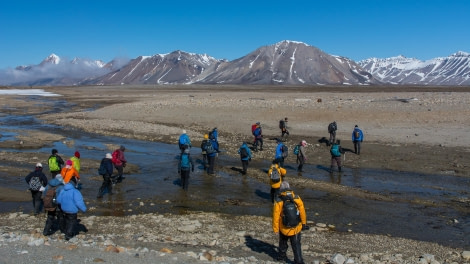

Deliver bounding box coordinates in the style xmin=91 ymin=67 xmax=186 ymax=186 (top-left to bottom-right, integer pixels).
xmin=0 ymin=95 xmax=468 ymax=248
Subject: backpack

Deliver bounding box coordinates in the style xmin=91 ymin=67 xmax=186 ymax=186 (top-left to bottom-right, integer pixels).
xmin=328 ymin=122 xmax=337 ymax=133
xmin=251 ymin=124 xmax=258 ymax=135
xmin=240 ymin=147 xmax=248 ymax=159
xmin=281 ymin=144 xmax=288 ymax=158
xmin=43 ymin=186 xmax=58 ymax=211
xmin=112 ymin=150 xmax=119 ymax=164
xmin=281 ymin=195 xmax=301 ymax=228
xmin=354 ymin=130 xmax=360 ymax=139
xmin=270 ymin=166 xmax=281 ymax=183
xmin=293 ymin=145 xmax=300 ymax=155
xmin=29 ymin=175 xmax=42 ymax=191
xmin=279 ymin=120 xmax=285 ymax=129
xmin=330 ymin=144 xmax=341 ymax=157
xmin=180 ymin=153 xmax=191 ymax=169
xmin=205 ymin=141 xmax=215 ymax=154
xmin=98 ymin=159 xmax=107 ymax=175
xmin=254 ymin=127 xmax=261 ymax=137
xmin=48 ymin=155 xmax=60 ymax=171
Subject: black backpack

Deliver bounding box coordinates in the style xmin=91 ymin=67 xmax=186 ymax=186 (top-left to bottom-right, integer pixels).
xmin=240 ymin=147 xmax=248 ymax=158
xmin=281 ymin=195 xmax=301 ymax=228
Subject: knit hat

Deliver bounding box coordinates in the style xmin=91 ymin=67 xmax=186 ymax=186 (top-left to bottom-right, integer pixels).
xmin=74 ymin=151 xmax=80 ymax=158
xmin=56 ymin=174 xmax=64 ymax=183
xmin=204 ymin=134 xmax=209 ymax=139
xmin=301 ymin=140 xmax=307 ymax=146
xmin=106 ymin=153 xmax=112 ymax=159
xmin=182 ymin=129 xmax=187 ymax=134
xmin=120 ymin=145 xmax=126 ymax=151
xmin=280 ymin=181 xmax=290 ymax=191
xmin=256 ymin=122 xmax=260 ymax=125
xmin=36 ymin=162 xmax=42 ymax=168
xmin=52 ymin=149 xmax=58 ymax=154
xmin=66 ymin=160 xmax=73 ymax=166
xmin=355 ymin=125 xmax=358 ymax=128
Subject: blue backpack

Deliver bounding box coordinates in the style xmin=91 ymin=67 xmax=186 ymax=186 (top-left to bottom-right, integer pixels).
xmin=254 ymin=127 xmax=261 ymax=137
xmin=330 ymin=144 xmax=341 ymax=157
xmin=180 ymin=153 xmax=191 ymax=169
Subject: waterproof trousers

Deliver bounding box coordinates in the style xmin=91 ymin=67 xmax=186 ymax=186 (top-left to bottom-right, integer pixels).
xmin=98 ymin=174 xmax=113 ymax=197
xmin=43 ymin=208 xmax=65 ymax=235
xmin=207 ymin=155 xmax=216 ymax=174
xmin=63 ymin=212 xmax=78 ymax=240
xmin=180 ymin=169 xmax=190 ymax=191
xmin=354 ymin=140 xmax=361 ymax=155
xmin=241 ymin=159 xmax=249 ymax=174
xmin=270 ymin=187 xmax=280 ymax=203
xmin=30 ymin=190 xmax=43 ymax=215
xmin=278 ymin=232 xmax=304 ymax=264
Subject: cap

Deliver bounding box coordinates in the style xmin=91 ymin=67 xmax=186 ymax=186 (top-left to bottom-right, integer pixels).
xmin=36 ymin=162 xmax=43 ymax=168
xmin=204 ymin=134 xmax=209 ymax=139
xmin=301 ymin=140 xmax=307 ymax=146
xmin=52 ymin=149 xmax=58 ymax=154
xmin=106 ymin=153 xmax=112 ymax=159
xmin=74 ymin=151 xmax=80 ymax=158
xmin=182 ymin=129 xmax=187 ymax=134
xmin=66 ymin=160 xmax=73 ymax=166
xmin=55 ymin=174 xmax=64 ymax=183
xmin=256 ymin=122 xmax=260 ymax=125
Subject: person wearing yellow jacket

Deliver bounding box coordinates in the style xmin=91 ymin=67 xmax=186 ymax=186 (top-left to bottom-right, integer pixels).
xmin=272 ymin=181 xmax=307 ymax=264
xmin=268 ymin=161 xmax=286 ymax=203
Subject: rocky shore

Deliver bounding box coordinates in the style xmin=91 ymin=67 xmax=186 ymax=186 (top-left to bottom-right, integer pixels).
xmin=1 ymin=85 xmax=469 ymax=263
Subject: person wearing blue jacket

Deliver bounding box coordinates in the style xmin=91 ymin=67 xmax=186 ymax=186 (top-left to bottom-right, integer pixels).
xmin=42 ymin=174 xmax=65 ymax=236
xmin=274 ymin=139 xmax=287 ymax=167
xmin=206 ymin=138 xmax=219 ymax=175
xmin=57 ymin=182 xmax=87 ymax=240
xmin=352 ymin=125 xmax=364 ymax=155
xmin=237 ymin=142 xmax=252 ymax=175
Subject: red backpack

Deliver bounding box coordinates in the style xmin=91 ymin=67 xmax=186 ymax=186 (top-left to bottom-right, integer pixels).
xmin=112 ymin=150 xmax=119 ymax=165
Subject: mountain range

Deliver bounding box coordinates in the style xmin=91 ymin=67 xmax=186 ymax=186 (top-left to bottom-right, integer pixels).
xmin=1 ymin=41 xmax=469 ymax=86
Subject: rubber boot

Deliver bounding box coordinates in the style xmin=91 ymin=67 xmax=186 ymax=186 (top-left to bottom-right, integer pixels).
xmin=338 ymin=166 xmax=342 ymax=172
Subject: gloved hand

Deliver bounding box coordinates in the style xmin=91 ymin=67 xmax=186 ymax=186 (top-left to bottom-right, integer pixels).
xmin=302 ymin=224 xmax=310 ymax=230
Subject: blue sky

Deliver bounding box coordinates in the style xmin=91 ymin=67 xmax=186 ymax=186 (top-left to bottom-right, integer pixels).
xmin=1 ymin=0 xmax=469 ymax=69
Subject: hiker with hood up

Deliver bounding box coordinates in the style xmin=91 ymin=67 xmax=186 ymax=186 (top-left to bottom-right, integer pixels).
xmin=237 ymin=141 xmax=252 ymax=175
xmin=25 ymin=162 xmax=48 ymax=215
xmin=61 ymin=159 xmax=80 ymax=186
xmin=56 ymin=181 xmax=87 ymax=240
xmin=42 ymin=174 xmax=65 ymax=236
xmin=272 ymin=181 xmax=307 ymax=264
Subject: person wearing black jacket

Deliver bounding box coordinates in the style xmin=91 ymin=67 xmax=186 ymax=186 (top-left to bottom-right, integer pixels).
xmin=25 ymin=162 xmax=48 ymax=215
xmin=97 ymin=153 xmax=114 ymax=198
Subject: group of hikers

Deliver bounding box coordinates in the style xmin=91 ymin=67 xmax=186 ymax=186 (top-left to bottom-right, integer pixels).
xmin=23 ymin=118 xmax=363 ymax=263
xmin=24 ymin=146 xmax=127 ymax=240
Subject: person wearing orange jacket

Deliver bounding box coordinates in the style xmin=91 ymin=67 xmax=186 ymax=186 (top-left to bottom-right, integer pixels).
xmin=272 ymin=181 xmax=307 ymax=264
xmin=61 ymin=160 xmax=80 ymax=186
xmin=268 ymin=161 xmax=286 ymax=203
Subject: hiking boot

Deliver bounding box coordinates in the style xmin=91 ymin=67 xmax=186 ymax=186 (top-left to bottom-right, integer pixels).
xmin=276 ymin=255 xmax=287 ymax=262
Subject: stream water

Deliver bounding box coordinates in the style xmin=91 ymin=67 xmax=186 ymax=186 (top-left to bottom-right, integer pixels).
xmin=0 ymin=95 xmax=469 ymax=249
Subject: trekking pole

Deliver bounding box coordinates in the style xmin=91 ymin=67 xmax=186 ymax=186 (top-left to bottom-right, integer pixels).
xmin=343 ymin=152 xmax=346 ymax=162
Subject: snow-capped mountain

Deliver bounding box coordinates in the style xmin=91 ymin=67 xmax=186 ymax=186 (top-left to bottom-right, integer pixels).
xmin=1 ymin=42 xmax=469 ymax=86
xmin=195 ymin=40 xmax=376 ymax=85
xmin=85 ymin=51 xmax=220 ymax=85
xmin=358 ymin=52 xmax=470 ymax=85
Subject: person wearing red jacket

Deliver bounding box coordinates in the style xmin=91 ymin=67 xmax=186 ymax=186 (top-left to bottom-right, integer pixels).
xmin=112 ymin=145 xmax=127 ymax=183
